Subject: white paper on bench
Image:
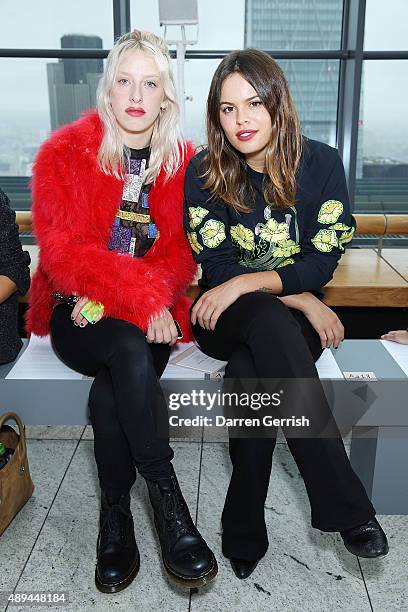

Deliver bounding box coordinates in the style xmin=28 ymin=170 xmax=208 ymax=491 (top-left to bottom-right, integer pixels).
xmin=163 ymin=342 xmax=208 ymax=379
xmin=6 ymin=336 xmax=208 ymax=380
xmin=6 ymin=335 xmax=344 ymax=381
xmin=168 ymin=343 xmax=226 ymax=375
xmin=167 ymin=344 xmax=343 ymax=379
xmin=381 ymin=339 xmax=408 ymax=377
xmin=6 ymin=334 xmax=83 ymax=379
xmin=316 ymin=348 xmax=344 ymax=379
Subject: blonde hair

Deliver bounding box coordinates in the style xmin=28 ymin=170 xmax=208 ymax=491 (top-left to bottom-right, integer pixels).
xmin=97 ymin=30 xmax=184 ymax=182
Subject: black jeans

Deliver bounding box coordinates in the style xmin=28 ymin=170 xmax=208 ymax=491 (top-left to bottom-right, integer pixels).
xmin=50 ymin=304 xmax=173 ymax=495
xmin=192 ymin=291 xmax=375 ymax=561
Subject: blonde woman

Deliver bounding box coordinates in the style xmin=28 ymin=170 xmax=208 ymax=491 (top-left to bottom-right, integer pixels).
xmin=26 ymin=30 xmax=217 ymax=593
xmin=184 ymin=49 xmax=388 ymax=579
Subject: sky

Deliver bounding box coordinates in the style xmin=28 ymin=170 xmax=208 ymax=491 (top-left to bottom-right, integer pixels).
xmin=0 ymin=0 xmax=407 ymax=160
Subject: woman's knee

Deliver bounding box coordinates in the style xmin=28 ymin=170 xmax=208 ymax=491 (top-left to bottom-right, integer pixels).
xmin=108 ymin=322 xmax=150 ymax=364
xmin=241 ymin=292 xmax=300 ymax=337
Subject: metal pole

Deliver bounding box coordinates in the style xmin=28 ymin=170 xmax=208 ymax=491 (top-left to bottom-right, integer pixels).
xmin=176 ymin=41 xmax=186 ymax=133
xmin=113 ymin=0 xmax=131 ymax=41
xmin=337 ymin=0 xmax=366 ymax=209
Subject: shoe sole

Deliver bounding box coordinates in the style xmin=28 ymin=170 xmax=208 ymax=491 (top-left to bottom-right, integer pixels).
xmin=356 ymin=550 xmax=389 ymax=559
xmin=162 ymin=554 xmax=218 ymax=589
xmin=95 ymin=558 xmax=140 ymax=594
xmin=344 ymin=545 xmax=389 ymax=559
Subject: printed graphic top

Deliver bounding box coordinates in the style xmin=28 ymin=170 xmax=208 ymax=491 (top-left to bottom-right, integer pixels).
xmin=108 ymin=146 xmax=158 ymax=258
xmin=183 ymin=137 xmax=355 ymax=297
xmin=53 ymin=147 xmax=158 ymax=307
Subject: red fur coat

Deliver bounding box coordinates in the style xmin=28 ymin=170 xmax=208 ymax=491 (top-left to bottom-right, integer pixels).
xmin=25 ymin=111 xmax=197 ymax=342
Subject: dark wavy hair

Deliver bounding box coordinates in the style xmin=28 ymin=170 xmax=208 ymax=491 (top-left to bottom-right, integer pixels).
xmin=201 ymin=48 xmax=303 ymax=213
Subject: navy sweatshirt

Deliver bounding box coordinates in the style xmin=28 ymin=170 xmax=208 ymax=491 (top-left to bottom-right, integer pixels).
xmin=183 ymin=138 xmax=355 ymax=297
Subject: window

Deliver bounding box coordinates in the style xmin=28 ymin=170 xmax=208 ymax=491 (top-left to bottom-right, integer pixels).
xmin=365 ymin=0 xmax=408 ymax=50
xmin=356 ymin=61 xmax=408 ymax=215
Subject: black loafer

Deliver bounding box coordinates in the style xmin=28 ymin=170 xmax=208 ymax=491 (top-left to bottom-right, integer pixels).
xmin=340 ymin=517 xmax=389 ymax=558
xmin=230 ymin=557 xmax=259 ymax=579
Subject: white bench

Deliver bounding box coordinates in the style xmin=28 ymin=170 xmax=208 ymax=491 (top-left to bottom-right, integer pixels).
xmin=1 ymin=336 xmax=408 ymax=515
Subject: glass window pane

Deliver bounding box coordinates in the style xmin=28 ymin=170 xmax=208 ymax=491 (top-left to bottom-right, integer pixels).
xmin=131 ymin=0 xmax=245 ymax=49
xmin=245 ymin=0 xmax=344 ymax=50
xmin=277 ymin=59 xmax=339 ymax=146
xmin=365 ymin=0 xmax=408 ymax=50
xmin=356 ymin=61 xmax=408 ymax=214
xmin=0 ymin=0 xmax=114 ymax=49
xmin=0 ymin=57 xmax=104 ymax=213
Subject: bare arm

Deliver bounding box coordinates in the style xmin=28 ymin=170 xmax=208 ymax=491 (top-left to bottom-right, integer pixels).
xmin=0 ymin=275 xmax=18 ymax=304
xmin=279 ymin=291 xmax=344 ymax=349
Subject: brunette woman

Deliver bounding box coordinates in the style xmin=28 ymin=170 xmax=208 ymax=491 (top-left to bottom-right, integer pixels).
xmin=184 ymin=49 xmax=388 ymax=579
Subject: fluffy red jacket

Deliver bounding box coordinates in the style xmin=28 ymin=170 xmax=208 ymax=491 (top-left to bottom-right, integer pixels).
xmin=25 ymin=111 xmax=197 ymax=342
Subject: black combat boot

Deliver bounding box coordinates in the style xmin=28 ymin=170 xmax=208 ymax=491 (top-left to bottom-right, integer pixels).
xmin=146 ymin=466 xmax=218 ymax=588
xmin=95 ymin=490 xmax=140 ymax=593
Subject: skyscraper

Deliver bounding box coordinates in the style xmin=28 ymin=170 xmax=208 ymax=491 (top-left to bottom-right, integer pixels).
xmin=47 ymin=35 xmax=103 ymax=130
xmin=245 ymin=0 xmax=343 ymax=146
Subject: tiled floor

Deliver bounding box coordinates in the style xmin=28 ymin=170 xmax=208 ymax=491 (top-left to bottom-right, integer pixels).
xmin=0 ymin=427 xmax=406 ymax=612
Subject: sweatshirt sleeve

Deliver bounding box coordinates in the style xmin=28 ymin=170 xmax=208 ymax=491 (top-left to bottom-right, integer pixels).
xmin=0 ymin=191 xmax=31 ymax=297
xmin=183 ymin=158 xmax=254 ymax=288
xmin=275 ymin=152 xmax=356 ymax=296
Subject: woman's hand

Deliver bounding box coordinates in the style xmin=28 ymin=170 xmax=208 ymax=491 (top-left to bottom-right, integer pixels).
xmin=279 ymin=292 xmax=344 ymax=349
xmin=381 ymin=330 xmax=408 ymax=345
xmin=191 ymin=278 xmax=243 ymax=330
xmin=147 ymin=308 xmax=179 ymax=346
xmin=301 ymin=293 xmax=344 ymax=349
xmin=71 ymin=296 xmax=105 ymax=328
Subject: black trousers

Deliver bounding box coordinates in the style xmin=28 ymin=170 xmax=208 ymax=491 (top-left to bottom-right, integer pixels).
xmin=192 ymin=292 xmax=375 ymax=561
xmin=50 ymin=304 xmax=173 ymax=495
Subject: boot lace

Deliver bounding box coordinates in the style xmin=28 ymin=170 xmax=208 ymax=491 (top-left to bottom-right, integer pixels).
xmin=100 ymin=503 xmax=130 ymax=544
xmin=161 ymin=488 xmax=192 ymax=538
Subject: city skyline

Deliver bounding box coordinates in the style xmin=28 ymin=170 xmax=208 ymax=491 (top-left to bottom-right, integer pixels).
xmin=47 ymin=34 xmax=103 ymax=130
xmin=0 ymin=0 xmax=407 ymax=177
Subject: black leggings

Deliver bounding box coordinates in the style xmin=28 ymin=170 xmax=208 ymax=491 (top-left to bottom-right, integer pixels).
xmin=50 ymin=304 xmax=173 ymax=495
xmin=192 ymin=292 xmax=375 ymax=561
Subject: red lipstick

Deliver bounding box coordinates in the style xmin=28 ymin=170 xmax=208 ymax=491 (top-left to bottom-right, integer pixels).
xmin=236 ymin=130 xmax=258 ymax=141
xmin=125 ymin=107 xmax=146 ymax=117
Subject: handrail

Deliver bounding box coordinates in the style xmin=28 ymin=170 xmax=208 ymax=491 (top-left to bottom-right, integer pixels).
xmin=353 ymin=214 xmax=408 ymax=235
xmin=16 ymin=211 xmax=408 ymax=237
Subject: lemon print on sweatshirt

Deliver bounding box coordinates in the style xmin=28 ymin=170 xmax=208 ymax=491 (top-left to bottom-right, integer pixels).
xmin=187 ymin=231 xmax=203 ymax=254
xmin=277 ymin=258 xmax=295 ymax=268
xmin=328 ymin=222 xmax=351 ymax=231
xmin=259 ymin=218 xmax=290 ymax=243
xmin=230 ymin=224 xmax=255 ymax=251
xmin=311 ymin=228 xmax=338 ymax=252
xmin=338 ymin=226 xmax=355 ymax=251
xmin=317 ymin=200 xmax=343 ymax=224
xmin=271 ymin=239 xmax=301 ymax=258
xmin=188 ymin=206 xmax=209 ymax=229
xmin=199 ymin=219 xmax=226 ymax=248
